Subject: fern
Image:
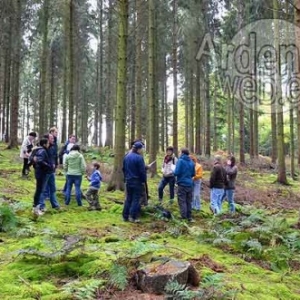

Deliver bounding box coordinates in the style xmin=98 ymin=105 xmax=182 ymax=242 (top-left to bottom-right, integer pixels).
xmin=165 ymin=274 xmax=234 ymax=300
xmin=165 ymin=280 xmax=193 ymax=300
xmin=62 ymin=279 xmax=104 ymax=300
xmin=74 ymin=280 xmax=103 ymax=300
xmin=283 ymin=232 xmax=300 ymax=252
xmin=127 ymin=241 xmax=161 ymax=258
xmin=108 ymin=264 xmax=128 ymax=290
xmin=201 ymin=273 xmax=224 ymax=289
xmin=0 ymin=205 xmax=17 ymax=232
xmin=242 ymin=239 xmax=263 ymax=258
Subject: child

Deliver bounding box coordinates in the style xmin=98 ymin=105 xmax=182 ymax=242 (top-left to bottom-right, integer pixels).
xmin=190 ymin=155 xmax=203 ymax=211
xmin=86 ymin=162 xmax=102 ymax=211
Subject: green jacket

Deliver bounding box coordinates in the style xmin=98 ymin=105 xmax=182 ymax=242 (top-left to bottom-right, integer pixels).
xmin=64 ymin=151 xmax=86 ymax=176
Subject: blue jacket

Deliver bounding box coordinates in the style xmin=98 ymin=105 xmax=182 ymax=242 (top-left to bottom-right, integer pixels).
xmin=47 ymin=143 xmax=57 ymax=168
xmin=123 ymin=152 xmax=146 ymax=184
xmin=90 ymin=170 xmax=102 ymax=189
xmin=34 ymin=147 xmax=54 ymax=178
xmin=174 ymin=154 xmax=195 ymax=187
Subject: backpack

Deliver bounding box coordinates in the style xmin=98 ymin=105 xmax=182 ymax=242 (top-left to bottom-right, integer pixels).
xmin=28 ymin=147 xmax=43 ymax=168
xmin=154 ymin=204 xmax=172 ymax=219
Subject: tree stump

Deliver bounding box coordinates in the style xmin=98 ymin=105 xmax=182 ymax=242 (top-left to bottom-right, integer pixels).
xmin=136 ymin=260 xmax=199 ymax=294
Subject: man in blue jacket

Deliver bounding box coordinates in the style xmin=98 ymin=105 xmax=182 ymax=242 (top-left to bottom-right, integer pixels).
xmin=122 ymin=141 xmax=146 ymax=223
xmin=174 ymin=148 xmax=195 ymax=222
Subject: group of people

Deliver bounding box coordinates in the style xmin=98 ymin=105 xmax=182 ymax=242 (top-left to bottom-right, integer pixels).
xmin=122 ymin=142 xmax=238 ymax=223
xmin=20 ymin=131 xmax=237 ymax=221
xmin=20 ymin=129 xmax=102 ymax=216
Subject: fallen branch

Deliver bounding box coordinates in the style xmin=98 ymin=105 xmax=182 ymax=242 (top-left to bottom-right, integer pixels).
xmin=18 ymin=235 xmax=86 ymax=260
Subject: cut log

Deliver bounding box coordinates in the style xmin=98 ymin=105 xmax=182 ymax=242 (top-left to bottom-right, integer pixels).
xmin=136 ymin=260 xmax=199 ymax=294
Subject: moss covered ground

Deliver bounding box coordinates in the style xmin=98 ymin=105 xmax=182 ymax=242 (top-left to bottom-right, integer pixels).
xmin=0 ymin=144 xmax=300 ymax=299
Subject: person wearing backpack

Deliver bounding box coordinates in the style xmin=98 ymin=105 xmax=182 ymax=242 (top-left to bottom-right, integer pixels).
xmin=20 ymin=132 xmax=37 ymax=177
xmin=158 ymin=146 xmax=177 ymax=204
xmin=38 ymin=133 xmax=60 ymax=212
xmin=64 ymin=145 xmax=86 ymax=206
xmin=32 ymin=138 xmax=53 ymax=216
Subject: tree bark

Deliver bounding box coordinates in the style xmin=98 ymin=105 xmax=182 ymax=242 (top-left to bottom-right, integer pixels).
xmin=39 ymin=0 xmax=50 ymax=136
xmin=8 ymin=0 xmax=22 ymax=148
xmin=107 ymin=0 xmax=128 ymax=191
xmin=274 ymin=0 xmax=288 ymax=184
xmin=148 ymin=0 xmax=157 ymax=172
xmin=172 ymin=0 xmax=178 ymax=155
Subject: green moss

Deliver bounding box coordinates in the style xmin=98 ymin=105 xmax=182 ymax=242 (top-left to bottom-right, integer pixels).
xmin=1 ymin=145 xmax=300 ymax=299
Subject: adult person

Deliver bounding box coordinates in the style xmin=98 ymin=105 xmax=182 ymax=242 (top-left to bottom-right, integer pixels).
xmin=209 ymin=155 xmax=228 ymax=215
xmin=49 ymin=127 xmax=59 ymax=168
xmin=174 ymin=148 xmax=195 ymax=222
xmin=122 ymin=141 xmax=146 ymax=223
xmin=190 ymin=155 xmax=203 ymax=211
xmin=61 ymin=134 xmax=77 ymax=193
xmin=20 ymin=132 xmax=37 ymax=177
xmin=32 ymin=138 xmax=53 ymax=216
xmin=39 ymin=133 xmax=60 ymax=211
xmin=59 ymin=134 xmax=76 ymax=165
xmin=64 ymin=145 xmax=86 ymax=206
xmin=222 ymin=156 xmax=238 ymax=213
xmin=127 ymin=139 xmax=149 ymax=207
xmin=158 ymin=146 xmax=177 ymax=204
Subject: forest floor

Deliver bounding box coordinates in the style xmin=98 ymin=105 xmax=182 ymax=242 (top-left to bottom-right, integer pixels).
xmin=0 ymin=144 xmax=300 ymax=299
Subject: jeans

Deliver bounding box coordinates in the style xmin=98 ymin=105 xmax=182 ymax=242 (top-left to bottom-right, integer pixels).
xmin=65 ymin=175 xmax=83 ymax=206
xmin=123 ymin=182 xmax=143 ymax=220
xmin=63 ymin=175 xmax=68 ymax=193
xmin=22 ymin=158 xmax=29 ymax=176
xmin=192 ymin=180 xmax=202 ymax=210
xmin=177 ymin=185 xmax=193 ymax=220
xmin=210 ymin=188 xmax=224 ymax=214
xmin=33 ymin=174 xmax=47 ymax=207
xmin=39 ymin=173 xmax=60 ymax=209
xmin=158 ymin=176 xmax=175 ymax=200
xmin=222 ymin=189 xmax=235 ymax=213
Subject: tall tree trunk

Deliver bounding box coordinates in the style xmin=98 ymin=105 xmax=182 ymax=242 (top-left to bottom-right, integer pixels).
xmin=172 ymin=0 xmax=178 ymax=155
xmin=49 ymin=44 xmax=56 ymax=127
xmin=237 ymin=0 xmax=245 ymax=163
xmin=107 ymin=0 xmax=128 ymax=191
xmin=148 ymin=0 xmax=157 ymax=172
xmin=160 ymin=54 xmax=166 ymax=151
xmin=39 ymin=0 xmax=50 ymax=136
xmin=129 ymin=1 xmax=136 ymax=144
xmin=294 ymin=0 xmax=300 ymax=168
xmin=2 ymin=19 xmax=12 ymax=142
xmin=189 ymin=65 xmax=194 ymax=153
xmin=105 ymin=0 xmax=114 ymax=147
xmin=195 ymin=61 xmax=201 ymax=154
xmin=205 ymin=62 xmax=211 ymax=157
xmin=68 ymin=0 xmax=75 ymax=136
xmin=135 ymin=0 xmax=142 ymax=140
xmin=62 ymin=0 xmax=70 ymax=142
xmin=95 ymin=0 xmax=104 ymax=146
xmin=274 ymin=0 xmax=287 ymax=184
xmin=8 ymin=0 xmax=21 ymax=148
